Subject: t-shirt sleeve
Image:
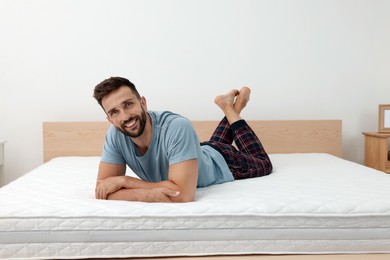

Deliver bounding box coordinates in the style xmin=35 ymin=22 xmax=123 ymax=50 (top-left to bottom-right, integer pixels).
xmin=165 ymin=117 xmax=200 ymax=165
xmin=101 ymin=125 xmax=126 ymax=165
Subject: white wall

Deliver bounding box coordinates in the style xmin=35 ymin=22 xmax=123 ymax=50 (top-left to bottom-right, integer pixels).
xmin=0 ymin=0 xmax=389 ymax=186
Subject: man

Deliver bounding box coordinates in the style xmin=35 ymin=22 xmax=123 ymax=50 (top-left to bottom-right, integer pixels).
xmin=94 ymin=77 xmax=272 ymax=203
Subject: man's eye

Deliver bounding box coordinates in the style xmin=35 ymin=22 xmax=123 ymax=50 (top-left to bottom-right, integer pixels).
xmin=125 ymin=102 xmax=132 ymax=108
xmin=110 ymin=111 xmax=118 ymax=117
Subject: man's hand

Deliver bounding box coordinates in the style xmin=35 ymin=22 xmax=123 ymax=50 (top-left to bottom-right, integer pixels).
xmin=96 ymin=176 xmax=126 ymax=200
xmin=146 ymin=187 xmax=181 ymax=202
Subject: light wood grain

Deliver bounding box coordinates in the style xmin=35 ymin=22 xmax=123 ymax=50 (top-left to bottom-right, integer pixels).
xmin=43 ymin=122 xmax=110 ymax=162
xmin=363 ymin=132 xmax=390 ymax=173
xmin=43 ymin=120 xmax=342 ymax=162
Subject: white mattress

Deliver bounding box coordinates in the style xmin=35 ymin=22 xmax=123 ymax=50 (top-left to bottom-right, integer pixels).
xmin=1 ymin=153 xmax=390 ymax=259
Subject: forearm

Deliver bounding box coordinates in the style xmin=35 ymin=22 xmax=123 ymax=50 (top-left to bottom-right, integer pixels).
xmin=121 ymin=176 xmax=180 ymax=191
xmin=96 ymin=176 xmax=185 ymax=202
xmin=96 ymin=159 xmax=198 ymax=203
xmin=120 ymin=159 xmax=199 ymax=203
xmin=106 ymin=188 xmax=144 ymax=201
xmin=107 ymin=189 xmax=151 ymax=202
xmin=115 ymin=176 xmax=192 ymax=203
xmin=107 ymin=188 xmax=177 ymax=203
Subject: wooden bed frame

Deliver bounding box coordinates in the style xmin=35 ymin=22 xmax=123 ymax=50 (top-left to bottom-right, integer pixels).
xmin=43 ymin=120 xmax=342 ymax=162
xmin=41 ymin=120 xmax=390 ymax=260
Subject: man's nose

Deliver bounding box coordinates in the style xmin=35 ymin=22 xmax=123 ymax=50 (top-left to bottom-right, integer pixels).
xmin=120 ymin=109 xmax=130 ymax=122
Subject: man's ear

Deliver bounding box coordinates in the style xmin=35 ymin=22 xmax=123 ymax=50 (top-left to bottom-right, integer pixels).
xmin=140 ymin=96 xmax=147 ymax=110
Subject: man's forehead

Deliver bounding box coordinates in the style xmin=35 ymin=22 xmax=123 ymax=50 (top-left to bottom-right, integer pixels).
xmin=102 ymin=87 xmax=136 ymax=111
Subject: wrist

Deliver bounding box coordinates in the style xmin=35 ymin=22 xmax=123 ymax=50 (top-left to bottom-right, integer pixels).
xmin=119 ymin=176 xmax=128 ymax=189
xmin=121 ymin=176 xmax=136 ymax=189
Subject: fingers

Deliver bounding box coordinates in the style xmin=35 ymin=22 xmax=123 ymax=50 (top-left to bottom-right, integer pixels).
xmin=95 ymin=177 xmax=124 ymax=200
xmin=161 ymin=188 xmax=180 ymax=197
xmin=95 ymin=180 xmax=108 ymax=200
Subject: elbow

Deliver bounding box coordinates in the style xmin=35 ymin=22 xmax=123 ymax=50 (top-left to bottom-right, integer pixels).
xmin=177 ymin=197 xmax=195 ymax=203
xmin=171 ymin=192 xmax=195 ymax=203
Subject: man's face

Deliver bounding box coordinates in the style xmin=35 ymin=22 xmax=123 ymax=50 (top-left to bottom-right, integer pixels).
xmin=102 ymin=86 xmax=147 ymax=138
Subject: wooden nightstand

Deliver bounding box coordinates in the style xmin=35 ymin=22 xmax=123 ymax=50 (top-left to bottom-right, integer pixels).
xmin=362 ymin=132 xmax=390 ymax=173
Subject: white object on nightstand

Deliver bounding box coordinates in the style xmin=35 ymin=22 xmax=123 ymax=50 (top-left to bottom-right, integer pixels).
xmin=0 ymin=140 xmax=5 ymax=166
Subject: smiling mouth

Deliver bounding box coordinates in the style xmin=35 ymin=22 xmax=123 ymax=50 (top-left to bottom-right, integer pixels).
xmin=123 ymin=118 xmax=137 ymax=129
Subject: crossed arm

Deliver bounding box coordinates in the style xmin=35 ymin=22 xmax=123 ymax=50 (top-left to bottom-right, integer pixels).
xmin=95 ymin=159 xmax=198 ymax=203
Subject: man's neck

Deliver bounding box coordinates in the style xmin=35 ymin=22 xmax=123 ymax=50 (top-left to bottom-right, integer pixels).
xmin=132 ymin=113 xmax=152 ymax=156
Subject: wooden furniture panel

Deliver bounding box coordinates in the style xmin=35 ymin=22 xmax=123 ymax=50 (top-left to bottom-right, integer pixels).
xmin=43 ymin=120 xmax=342 ymax=162
xmin=43 ymin=122 xmax=110 ymax=162
xmin=363 ymin=132 xmax=390 ymax=173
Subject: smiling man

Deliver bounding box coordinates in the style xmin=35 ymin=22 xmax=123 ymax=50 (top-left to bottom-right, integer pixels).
xmin=93 ymin=77 xmax=272 ymax=203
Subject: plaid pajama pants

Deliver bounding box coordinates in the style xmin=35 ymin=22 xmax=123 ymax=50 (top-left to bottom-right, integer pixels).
xmin=201 ymin=117 xmax=273 ymax=180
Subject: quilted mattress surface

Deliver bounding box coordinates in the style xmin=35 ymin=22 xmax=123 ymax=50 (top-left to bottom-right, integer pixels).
xmin=1 ymin=153 xmax=390 ymax=259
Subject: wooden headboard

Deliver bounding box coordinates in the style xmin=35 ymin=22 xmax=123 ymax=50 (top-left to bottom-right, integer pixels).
xmin=43 ymin=120 xmax=342 ymax=162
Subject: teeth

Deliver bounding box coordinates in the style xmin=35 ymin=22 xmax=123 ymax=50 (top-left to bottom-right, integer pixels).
xmin=125 ymin=119 xmax=136 ymax=127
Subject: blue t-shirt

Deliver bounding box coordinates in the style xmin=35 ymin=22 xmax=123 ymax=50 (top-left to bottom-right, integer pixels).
xmin=101 ymin=111 xmax=234 ymax=187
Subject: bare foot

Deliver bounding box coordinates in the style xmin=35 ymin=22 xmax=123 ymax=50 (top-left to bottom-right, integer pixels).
xmin=214 ymin=89 xmax=242 ymax=124
xmin=234 ymin=87 xmax=251 ymax=115
xmin=214 ymin=89 xmax=239 ymax=110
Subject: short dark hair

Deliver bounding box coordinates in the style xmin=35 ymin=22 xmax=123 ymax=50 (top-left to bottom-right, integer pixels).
xmin=93 ymin=77 xmax=140 ymax=107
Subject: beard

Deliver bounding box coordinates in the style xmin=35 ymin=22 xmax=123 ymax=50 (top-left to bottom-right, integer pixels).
xmin=118 ymin=108 xmax=147 ymax=138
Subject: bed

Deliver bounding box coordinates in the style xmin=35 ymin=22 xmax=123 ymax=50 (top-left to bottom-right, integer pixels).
xmin=1 ymin=120 xmax=390 ymax=260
